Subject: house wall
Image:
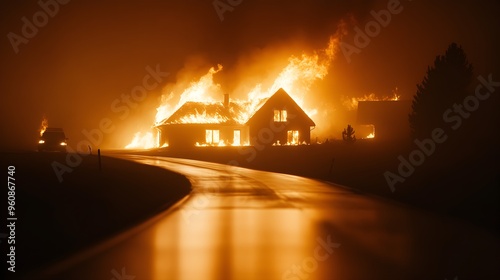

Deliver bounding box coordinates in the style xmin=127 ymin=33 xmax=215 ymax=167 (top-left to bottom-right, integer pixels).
xmin=158 ymin=124 xmax=249 ymax=147
xmin=157 ymin=89 xmax=314 ymax=148
xmin=248 ymin=122 xmax=311 ymax=145
xmin=246 ymin=90 xmax=315 ymax=145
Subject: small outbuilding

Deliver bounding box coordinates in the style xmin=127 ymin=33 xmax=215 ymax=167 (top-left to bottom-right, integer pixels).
xmin=357 ymin=100 xmax=412 ymax=141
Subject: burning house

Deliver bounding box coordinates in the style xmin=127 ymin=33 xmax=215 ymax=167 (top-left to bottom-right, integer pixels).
xmin=155 ymin=88 xmax=315 ymax=147
xmin=126 ymin=30 xmax=345 ymax=150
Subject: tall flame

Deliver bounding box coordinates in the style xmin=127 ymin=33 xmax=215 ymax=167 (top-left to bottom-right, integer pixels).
xmin=40 ymin=116 xmax=48 ymax=136
xmin=125 ymin=22 xmax=347 ymax=149
xmin=155 ymin=64 xmax=223 ymax=124
xmin=245 ymin=30 xmax=344 ymax=120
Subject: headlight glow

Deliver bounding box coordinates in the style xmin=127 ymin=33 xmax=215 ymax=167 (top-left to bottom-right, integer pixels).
xmin=60 ymin=142 xmax=67 ymax=146
xmin=38 ymin=140 xmax=45 ymax=144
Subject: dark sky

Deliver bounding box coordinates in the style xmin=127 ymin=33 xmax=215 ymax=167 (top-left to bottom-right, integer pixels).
xmin=1 ymin=0 xmax=499 ymax=150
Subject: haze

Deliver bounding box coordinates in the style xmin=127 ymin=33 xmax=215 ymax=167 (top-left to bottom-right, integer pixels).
xmin=1 ymin=0 xmax=499 ymax=150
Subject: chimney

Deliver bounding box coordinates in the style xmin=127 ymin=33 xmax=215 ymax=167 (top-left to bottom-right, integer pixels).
xmin=224 ymin=93 xmax=229 ymax=108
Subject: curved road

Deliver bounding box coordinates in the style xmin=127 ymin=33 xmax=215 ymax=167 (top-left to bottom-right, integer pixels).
xmin=43 ymin=155 xmax=499 ymax=280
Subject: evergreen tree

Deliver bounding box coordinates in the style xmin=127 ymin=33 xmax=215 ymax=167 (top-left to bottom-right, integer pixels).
xmin=342 ymin=124 xmax=356 ymax=143
xmin=409 ymin=43 xmax=474 ymax=139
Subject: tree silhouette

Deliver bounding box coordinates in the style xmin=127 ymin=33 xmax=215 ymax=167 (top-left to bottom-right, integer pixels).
xmin=342 ymin=124 xmax=356 ymax=143
xmin=409 ymin=43 xmax=474 ymax=139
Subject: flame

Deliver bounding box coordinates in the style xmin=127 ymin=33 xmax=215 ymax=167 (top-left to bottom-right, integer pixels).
xmin=125 ymin=132 xmax=157 ymax=149
xmin=126 ymin=65 xmax=224 ymax=149
xmin=171 ymin=108 xmax=229 ymax=124
xmin=362 ymin=125 xmax=375 ymax=139
xmin=342 ymin=89 xmax=400 ymax=111
xmin=244 ymin=30 xmax=344 ymax=120
xmin=39 ymin=116 xmax=48 ymax=136
xmin=125 ymin=22 xmax=348 ymax=149
xmin=195 ymin=140 xmax=231 ymax=147
xmin=155 ymin=65 xmax=223 ymax=125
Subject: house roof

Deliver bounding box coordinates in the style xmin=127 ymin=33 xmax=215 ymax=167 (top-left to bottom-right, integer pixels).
xmin=246 ymin=88 xmax=315 ymax=127
xmin=157 ymin=88 xmax=314 ymax=127
xmin=160 ymin=101 xmax=247 ymax=125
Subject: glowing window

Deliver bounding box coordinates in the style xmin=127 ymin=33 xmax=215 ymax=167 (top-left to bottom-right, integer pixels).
xmin=233 ymin=130 xmax=241 ymax=146
xmin=205 ymin=130 xmax=220 ymax=144
xmin=287 ymin=130 xmax=299 ymax=145
xmin=274 ymin=109 xmax=287 ymax=122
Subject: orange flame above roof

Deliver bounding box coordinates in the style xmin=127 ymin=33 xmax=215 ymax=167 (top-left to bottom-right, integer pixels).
xmin=125 ymin=22 xmax=347 ymax=149
xmin=155 ymin=65 xmax=223 ymax=125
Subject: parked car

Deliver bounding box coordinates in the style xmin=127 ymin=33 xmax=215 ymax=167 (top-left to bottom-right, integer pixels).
xmin=38 ymin=128 xmax=68 ymax=152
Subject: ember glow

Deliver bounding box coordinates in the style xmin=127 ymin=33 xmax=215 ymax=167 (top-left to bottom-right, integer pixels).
xmin=176 ymin=109 xmax=229 ymax=124
xmin=125 ymin=24 xmax=346 ymax=149
xmin=39 ymin=116 xmax=48 ymax=136
xmin=342 ymin=91 xmax=401 ymax=111
xmin=125 ymin=132 xmax=160 ymax=149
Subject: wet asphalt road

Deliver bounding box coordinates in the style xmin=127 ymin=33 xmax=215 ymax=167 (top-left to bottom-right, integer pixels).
xmin=41 ymin=155 xmax=499 ymax=280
